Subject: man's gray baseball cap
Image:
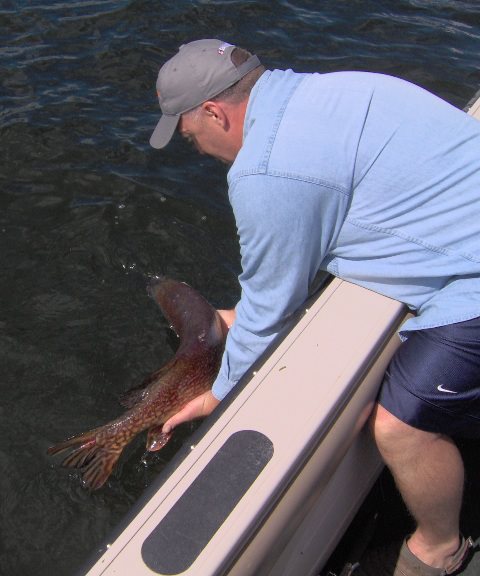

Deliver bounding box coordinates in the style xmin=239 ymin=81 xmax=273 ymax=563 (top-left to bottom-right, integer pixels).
xmin=149 ymin=39 xmax=261 ymax=149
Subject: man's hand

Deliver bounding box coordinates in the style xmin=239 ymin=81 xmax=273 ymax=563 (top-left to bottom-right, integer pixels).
xmin=217 ymin=308 xmax=236 ymax=338
xmin=162 ymin=390 xmax=220 ymax=433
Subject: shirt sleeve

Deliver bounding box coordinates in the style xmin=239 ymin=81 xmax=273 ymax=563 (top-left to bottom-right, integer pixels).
xmin=211 ymin=173 xmax=350 ymax=400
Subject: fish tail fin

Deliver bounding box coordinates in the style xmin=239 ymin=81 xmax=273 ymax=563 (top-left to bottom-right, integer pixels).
xmin=47 ymin=429 xmax=122 ymax=490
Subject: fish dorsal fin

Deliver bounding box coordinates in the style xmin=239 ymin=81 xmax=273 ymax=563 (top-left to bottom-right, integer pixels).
xmin=118 ymin=363 xmax=172 ymax=409
xmin=118 ymin=387 xmax=147 ymax=410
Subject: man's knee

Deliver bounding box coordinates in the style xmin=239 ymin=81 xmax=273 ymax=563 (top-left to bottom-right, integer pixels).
xmin=369 ymin=402 xmax=445 ymax=460
xmin=369 ymin=403 xmax=408 ymax=448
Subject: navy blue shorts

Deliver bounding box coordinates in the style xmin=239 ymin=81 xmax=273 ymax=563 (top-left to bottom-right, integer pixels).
xmin=378 ymin=316 xmax=480 ymax=439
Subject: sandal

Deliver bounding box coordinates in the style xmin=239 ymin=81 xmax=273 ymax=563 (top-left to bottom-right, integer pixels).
xmin=357 ymin=535 xmax=474 ymax=576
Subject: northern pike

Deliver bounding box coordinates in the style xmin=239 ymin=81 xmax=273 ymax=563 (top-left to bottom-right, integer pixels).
xmin=47 ymin=276 xmax=225 ymax=490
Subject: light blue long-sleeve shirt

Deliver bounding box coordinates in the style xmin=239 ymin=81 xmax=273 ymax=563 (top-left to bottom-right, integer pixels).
xmin=211 ymin=69 xmax=480 ymax=401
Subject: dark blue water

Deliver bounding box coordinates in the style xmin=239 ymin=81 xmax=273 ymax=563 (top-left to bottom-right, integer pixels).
xmin=1 ymin=1 xmax=479 ymax=574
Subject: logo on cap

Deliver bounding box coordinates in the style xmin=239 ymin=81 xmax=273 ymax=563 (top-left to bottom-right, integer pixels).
xmin=218 ymin=42 xmax=233 ymax=55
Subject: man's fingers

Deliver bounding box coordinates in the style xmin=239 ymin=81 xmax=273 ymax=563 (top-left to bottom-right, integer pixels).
xmin=161 ymin=391 xmax=220 ymax=434
xmin=162 ymin=403 xmax=195 ymax=433
xmin=217 ymin=308 xmax=236 ymax=337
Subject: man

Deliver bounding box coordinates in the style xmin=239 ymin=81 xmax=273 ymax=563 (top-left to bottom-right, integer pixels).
xmin=149 ymin=39 xmax=480 ymax=575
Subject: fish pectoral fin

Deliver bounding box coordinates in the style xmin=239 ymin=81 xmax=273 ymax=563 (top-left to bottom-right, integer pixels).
xmin=146 ymin=425 xmax=172 ymax=452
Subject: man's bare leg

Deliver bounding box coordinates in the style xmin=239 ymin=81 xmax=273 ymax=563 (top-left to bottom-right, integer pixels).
xmin=371 ymin=404 xmax=464 ymax=569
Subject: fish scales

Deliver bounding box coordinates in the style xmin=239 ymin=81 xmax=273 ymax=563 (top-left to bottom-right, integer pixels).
xmin=47 ymin=277 xmax=225 ymax=490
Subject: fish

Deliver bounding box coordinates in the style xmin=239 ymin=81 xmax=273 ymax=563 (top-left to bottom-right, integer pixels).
xmin=47 ymin=276 xmax=225 ymax=490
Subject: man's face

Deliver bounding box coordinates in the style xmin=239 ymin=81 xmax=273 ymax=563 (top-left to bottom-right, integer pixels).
xmin=177 ymin=104 xmax=236 ymax=164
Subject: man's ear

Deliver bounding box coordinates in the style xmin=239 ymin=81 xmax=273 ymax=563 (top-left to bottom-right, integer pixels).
xmin=203 ymin=101 xmax=229 ymax=129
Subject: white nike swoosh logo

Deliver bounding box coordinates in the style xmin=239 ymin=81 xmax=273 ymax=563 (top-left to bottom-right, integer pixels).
xmin=437 ymin=384 xmax=458 ymax=394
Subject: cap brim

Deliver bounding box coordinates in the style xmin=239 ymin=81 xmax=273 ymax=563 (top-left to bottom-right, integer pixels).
xmin=149 ymin=114 xmax=180 ymax=149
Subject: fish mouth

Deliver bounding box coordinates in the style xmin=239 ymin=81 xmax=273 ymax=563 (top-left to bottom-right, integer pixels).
xmin=146 ymin=274 xmax=167 ymax=297
xmin=147 ymin=275 xmax=189 ymax=299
